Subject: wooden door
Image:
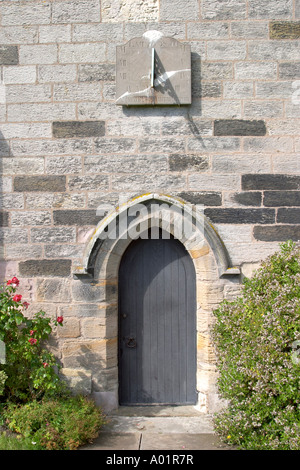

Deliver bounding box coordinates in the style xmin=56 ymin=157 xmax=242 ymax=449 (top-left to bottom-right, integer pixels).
xmin=118 ymin=235 xmax=197 ymax=405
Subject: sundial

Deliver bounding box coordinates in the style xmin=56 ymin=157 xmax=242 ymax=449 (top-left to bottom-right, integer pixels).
xmin=116 ymin=31 xmax=191 ymax=106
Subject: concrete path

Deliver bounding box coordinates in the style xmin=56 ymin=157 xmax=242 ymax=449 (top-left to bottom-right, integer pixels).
xmin=80 ymin=406 xmax=234 ymax=451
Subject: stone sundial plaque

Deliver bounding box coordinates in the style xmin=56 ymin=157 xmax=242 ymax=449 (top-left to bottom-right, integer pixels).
xmin=116 ymin=31 xmax=191 ymax=106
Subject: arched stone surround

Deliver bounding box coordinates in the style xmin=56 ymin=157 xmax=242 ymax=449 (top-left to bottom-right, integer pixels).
xmin=69 ymin=194 xmax=240 ymax=413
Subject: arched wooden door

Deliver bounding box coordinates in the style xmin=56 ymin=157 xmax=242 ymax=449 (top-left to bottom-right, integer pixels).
xmin=118 ymin=235 xmax=197 ymax=405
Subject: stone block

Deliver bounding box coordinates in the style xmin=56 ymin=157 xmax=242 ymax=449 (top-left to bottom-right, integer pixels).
xmin=160 ymin=0 xmax=198 ymax=20
xmin=199 ymin=100 xmax=242 ymax=119
xmin=0 ymin=2 xmax=51 ymax=25
xmin=45 ymin=156 xmax=82 ymax=175
xmin=60 ymin=368 xmax=92 ymax=395
xmin=243 ymin=137 xmax=293 ymax=154
xmin=37 ymin=278 xmax=71 ymax=302
xmin=234 ymin=62 xmax=277 ymax=79
xmin=169 ymin=154 xmax=209 ymax=172
xmin=68 ymin=175 xmax=109 ymax=191
xmin=214 ymin=119 xmax=266 ymax=136
xmin=223 ymin=81 xmax=254 ymax=99
xmin=85 ymin=154 xmax=168 ymax=175
xmin=277 ymin=208 xmax=300 ymax=223
xmin=19 ymin=45 xmax=57 ymax=65
xmin=11 ymin=211 xmax=51 ymax=227
xmin=62 ymin=338 xmax=117 ymax=369
xmin=278 ymin=62 xmax=300 ymax=78
xmin=253 ymin=225 xmax=300 ymax=241
xmin=82 ymin=318 xmax=106 ymax=339
xmin=242 ymin=174 xmax=300 ymax=190
xmin=200 ymin=62 xmax=233 ymax=80
xmin=214 ymin=224 xmax=253 ymax=244
xmin=110 ymin=173 xmax=186 ymax=191
xmin=256 ymin=81 xmax=293 ymax=98
xmin=0 ymin=194 xmax=24 ymax=210
xmin=53 ymin=121 xmax=105 ymax=139
xmin=0 ymin=177 xmax=12 ymax=193
xmin=139 ymin=138 xmax=185 ymax=154
xmin=78 ymin=64 xmax=115 ymax=82
xmin=268 ymin=119 xmax=300 ymax=136
xmin=45 ymin=245 xmax=83 ymax=260
xmin=248 ymin=0 xmax=293 ymax=19
xmin=5 ymin=244 xmax=43 ymax=261
xmin=1 ymin=123 xmax=51 ymax=139
xmin=264 ymin=191 xmax=300 ymax=206
xmin=52 ymin=0 xmax=100 ymax=24
xmin=19 ymin=259 xmax=72 ymax=277
xmin=26 ymin=193 xmax=86 ymax=210
xmin=248 ymin=40 xmax=300 ymax=60
xmin=53 ymin=83 xmax=101 ymax=102
xmin=189 ymin=175 xmax=240 ymax=191
xmin=31 ymin=227 xmax=76 ymax=244
xmin=3 ymin=65 xmax=36 ymax=84
xmin=38 ymin=64 xmax=77 ymax=83
xmin=204 ymin=208 xmax=274 ymax=224
xmin=53 ymin=209 xmax=103 ymax=226
xmin=193 ymin=82 xmax=222 ymax=99
xmin=0 ymin=45 xmax=18 ymax=65
xmin=224 ymin=192 xmax=262 ymax=207
xmin=187 ymin=137 xmax=240 ymax=153
xmin=73 ymin=23 xmax=123 ymax=43
xmin=0 ymin=25 xmax=38 ymax=45
xmin=270 ymin=21 xmax=300 ymax=39
xmin=6 ymin=84 xmax=51 ymax=103
xmin=212 ymin=154 xmax=271 ymax=174
xmin=187 ymin=22 xmax=229 ymax=39
xmin=207 ymin=40 xmax=246 ymax=60
xmin=297 ymin=0 xmax=300 ymax=18
xmin=58 ymin=303 xmax=107 ymax=318
xmin=101 ymin=0 xmax=158 ymax=22
xmin=0 ymin=212 xmax=9 ymax=227
xmin=202 ymin=0 xmax=246 ymax=20
xmin=95 ymin=137 xmax=136 ymax=154
xmin=243 ymin=100 xmax=284 ymax=119
xmin=0 ymin=228 xmax=28 ymax=244
xmin=57 ymin=318 xmax=80 ymax=338
xmin=39 ymin=24 xmax=71 ymax=43
xmin=7 ymin=103 xmax=76 ymax=122
xmin=72 ymin=280 xmax=117 ymax=303
xmin=176 ymin=191 xmax=222 ymax=206
xmin=231 ymin=21 xmax=269 ymax=38
xmin=59 ymin=43 xmax=106 ymax=64
xmin=12 ymin=139 xmax=93 ymax=157
xmin=14 ymin=176 xmax=66 ymax=192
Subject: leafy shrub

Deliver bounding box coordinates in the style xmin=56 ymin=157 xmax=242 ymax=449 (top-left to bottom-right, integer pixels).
xmin=0 ymin=277 xmax=66 ymax=402
xmin=0 ymin=371 xmax=7 ymax=396
xmin=212 ymin=241 xmax=300 ymax=450
xmin=4 ymin=395 xmax=106 ymax=450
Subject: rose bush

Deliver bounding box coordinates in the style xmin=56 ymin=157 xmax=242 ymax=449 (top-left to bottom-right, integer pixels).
xmin=0 ymin=277 xmax=66 ymax=402
xmin=212 ymin=241 xmax=300 ymax=450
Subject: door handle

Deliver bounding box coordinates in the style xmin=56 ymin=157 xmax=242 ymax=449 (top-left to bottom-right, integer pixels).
xmin=126 ymin=337 xmax=137 ymax=348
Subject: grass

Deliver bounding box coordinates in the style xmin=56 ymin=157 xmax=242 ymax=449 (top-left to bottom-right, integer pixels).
xmin=0 ymin=430 xmax=38 ymax=450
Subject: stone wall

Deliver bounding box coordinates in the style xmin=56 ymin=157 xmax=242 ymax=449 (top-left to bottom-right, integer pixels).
xmin=1 ymin=0 xmax=300 ymax=412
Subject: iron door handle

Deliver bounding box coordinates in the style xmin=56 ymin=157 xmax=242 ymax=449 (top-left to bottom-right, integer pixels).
xmin=126 ymin=337 xmax=137 ymax=348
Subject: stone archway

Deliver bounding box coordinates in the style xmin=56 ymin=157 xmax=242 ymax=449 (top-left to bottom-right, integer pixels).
xmin=71 ymin=193 xmax=239 ymax=413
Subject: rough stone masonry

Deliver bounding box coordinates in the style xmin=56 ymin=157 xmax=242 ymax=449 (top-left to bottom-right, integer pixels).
xmin=0 ymin=0 xmax=300 ymax=413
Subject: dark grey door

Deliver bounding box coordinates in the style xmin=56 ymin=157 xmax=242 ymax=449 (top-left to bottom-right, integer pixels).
xmin=118 ymin=235 xmax=197 ymax=405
